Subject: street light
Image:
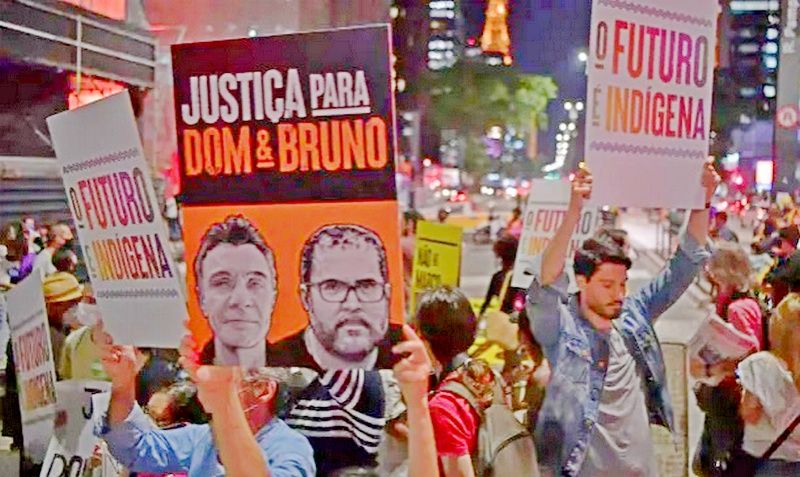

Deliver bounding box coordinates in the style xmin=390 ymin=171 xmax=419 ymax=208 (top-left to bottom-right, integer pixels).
xmin=567 ymin=123 xmax=576 ymax=131
xmin=559 ymin=123 xmax=567 ymax=131
xmin=575 ymin=101 xmax=584 ymax=112
xmin=564 ymin=101 xmax=573 ymax=111
xmin=577 ymin=51 xmax=588 ymax=62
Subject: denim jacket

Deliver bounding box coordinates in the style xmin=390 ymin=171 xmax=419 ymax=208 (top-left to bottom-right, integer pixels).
xmin=526 ymin=234 xmax=709 ymax=476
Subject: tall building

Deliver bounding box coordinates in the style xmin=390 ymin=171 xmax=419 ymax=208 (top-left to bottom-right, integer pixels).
xmin=427 ymin=0 xmax=464 ymax=71
xmin=714 ymin=0 xmax=781 ymax=191
xmin=720 ymin=0 xmax=780 ymax=121
xmin=480 ymin=0 xmax=511 ymax=65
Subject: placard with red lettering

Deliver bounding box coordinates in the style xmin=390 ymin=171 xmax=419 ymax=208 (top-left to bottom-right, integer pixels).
xmin=511 ymin=180 xmax=601 ymax=289
xmin=585 ymin=0 xmax=717 ymax=208
xmin=47 ymin=92 xmax=187 ymax=348
xmin=172 ymin=25 xmax=403 ymax=370
xmin=6 ymin=272 xmax=57 ymax=463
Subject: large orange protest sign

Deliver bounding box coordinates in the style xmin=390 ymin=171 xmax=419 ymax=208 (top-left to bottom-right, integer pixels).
xmin=172 ymin=25 xmax=402 ymax=370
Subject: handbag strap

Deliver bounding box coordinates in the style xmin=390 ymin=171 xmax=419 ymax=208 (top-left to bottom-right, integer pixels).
xmin=761 ymin=411 xmax=800 ymax=460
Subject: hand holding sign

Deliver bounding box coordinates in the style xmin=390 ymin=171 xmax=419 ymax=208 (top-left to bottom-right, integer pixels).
xmin=95 ymin=320 xmax=140 ymax=391
xmin=701 ymin=160 xmax=721 ymax=203
xmin=391 ymin=324 xmax=432 ymax=403
xmin=178 ymin=331 xmax=242 ymax=417
xmin=570 ymin=165 xmax=594 ymax=209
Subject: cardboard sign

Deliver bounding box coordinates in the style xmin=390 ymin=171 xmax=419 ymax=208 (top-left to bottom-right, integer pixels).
xmin=585 ymin=0 xmax=717 ymax=208
xmin=40 ymin=381 xmax=111 ymax=477
xmin=172 ymin=25 xmax=403 ymax=370
xmin=46 ymin=92 xmax=187 ymax=348
xmin=6 ymin=273 xmax=57 ymax=463
xmin=511 ymin=180 xmax=600 ymax=289
xmin=410 ymin=221 xmax=463 ymax=312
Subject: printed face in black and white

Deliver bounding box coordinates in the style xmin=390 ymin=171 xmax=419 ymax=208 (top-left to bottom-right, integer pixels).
xmin=199 ymin=243 xmax=276 ymax=349
xmin=305 ymin=244 xmax=389 ymax=362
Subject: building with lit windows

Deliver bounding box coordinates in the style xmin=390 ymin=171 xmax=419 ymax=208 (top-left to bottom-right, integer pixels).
xmin=719 ymin=0 xmax=780 ymax=120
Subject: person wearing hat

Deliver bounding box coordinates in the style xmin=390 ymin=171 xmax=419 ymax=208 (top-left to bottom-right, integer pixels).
xmin=43 ymin=271 xmax=84 ymax=364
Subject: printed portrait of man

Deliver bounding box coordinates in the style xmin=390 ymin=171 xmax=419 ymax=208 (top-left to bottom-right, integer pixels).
xmin=269 ymin=224 xmax=401 ymax=371
xmin=193 ymin=215 xmax=277 ymax=369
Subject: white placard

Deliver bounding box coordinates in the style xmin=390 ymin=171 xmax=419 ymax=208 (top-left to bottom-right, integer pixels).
xmin=511 ymin=180 xmax=600 ymax=289
xmin=40 ymin=381 xmax=111 ymax=477
xmin=6 ymin=273 xmax=57 ymax=463
xmin=47 ymin=91 xmax=186 ymax=347
xmin=585 ymin=0 xmax=717 ymax=208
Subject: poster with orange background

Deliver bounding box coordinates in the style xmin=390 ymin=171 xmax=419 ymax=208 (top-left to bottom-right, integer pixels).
xmin=172 ymin=25 xmax=403 ymax=369
xmin=183 ymin=201 xmax=404 ymax=348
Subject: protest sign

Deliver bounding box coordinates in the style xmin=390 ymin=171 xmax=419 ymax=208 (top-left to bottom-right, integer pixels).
xmin=6 ymin=273 xmax=57 ymax=463
xmin=40 ymin=381 xmax=111 ymax=477
xmin=47 ymin=92 xmax=186 ymax=348
xmin=172 ymin=25 xmax=403 ymax=369
xmin=688 ymin=314 xmax=757 ymax=386
xmin=410 ymin=221 xmax=463 ymax=312
xmin=511 ymin=180 xmax=601 ymax=289
xmin=585 ymin=0 xmax=717 ymax=208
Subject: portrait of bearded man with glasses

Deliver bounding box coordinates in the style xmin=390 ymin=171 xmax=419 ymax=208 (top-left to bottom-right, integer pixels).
xmin=270 ymin=224 xmax=402 ymax=371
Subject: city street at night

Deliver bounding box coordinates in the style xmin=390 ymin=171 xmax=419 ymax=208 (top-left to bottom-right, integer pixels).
xmin=3 ymin=1 xmax=800 ymax=476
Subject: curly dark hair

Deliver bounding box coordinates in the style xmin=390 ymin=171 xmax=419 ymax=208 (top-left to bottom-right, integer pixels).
xmin=300 ymin=224 xmax=388 ymax=284
xmin=573 ymin=237 xmax=631 ymax=280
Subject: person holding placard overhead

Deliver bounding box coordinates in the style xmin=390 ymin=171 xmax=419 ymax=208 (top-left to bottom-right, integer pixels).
xmin=94 ymin=323 xmax=316 ymax=477
xmin=526 ymin=162 xmax=719 ymax=476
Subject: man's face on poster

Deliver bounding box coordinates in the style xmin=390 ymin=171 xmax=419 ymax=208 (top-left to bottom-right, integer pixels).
xmin=304 ymin=244 xmax=389 ymax=362
xmin=199 ymin=243 xmax=276 ymax=349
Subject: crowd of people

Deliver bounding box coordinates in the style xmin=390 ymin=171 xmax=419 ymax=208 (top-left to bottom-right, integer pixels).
xmin=2 ymin=162 xmax=800 ymax=476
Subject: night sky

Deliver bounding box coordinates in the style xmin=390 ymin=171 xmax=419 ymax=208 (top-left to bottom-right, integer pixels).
xmin=462 ymin=0 xmax=592 ymax=163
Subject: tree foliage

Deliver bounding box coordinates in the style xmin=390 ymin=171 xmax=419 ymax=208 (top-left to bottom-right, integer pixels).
xmin=413 ymin=62 xmax=558 ymax=175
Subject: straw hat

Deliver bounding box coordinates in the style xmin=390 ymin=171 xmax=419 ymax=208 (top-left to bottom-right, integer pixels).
xmin=42 ymin=272 xmax=83 ymax=303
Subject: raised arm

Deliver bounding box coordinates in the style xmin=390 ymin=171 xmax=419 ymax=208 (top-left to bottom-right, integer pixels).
xmin=526 ymin=169 xmax=592 ymax=348
xmin=540 ymin=168 xmax=592 ymax=285
xmin=686 ymin=160 xmax=720 ymax=247
xmin=179 ymin=334 xmax=271 ymax=477
xmin=393 ymin=325 xmax=440 ymax=477
xmin=95 ymin=322 xmax=193 ymax=474
xmin=628 ymin=162 xmax=719 ymax=321
xmin=190 ymin=366 xmax=270 ymax=477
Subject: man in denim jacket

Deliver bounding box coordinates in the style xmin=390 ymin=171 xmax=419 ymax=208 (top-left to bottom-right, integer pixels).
xmin=527 ymin=164 xmax=719 ymax=476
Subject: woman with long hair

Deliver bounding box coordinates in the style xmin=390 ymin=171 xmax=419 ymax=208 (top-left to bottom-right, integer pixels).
xmin=737 ymin=294 xmax=800 ymax=475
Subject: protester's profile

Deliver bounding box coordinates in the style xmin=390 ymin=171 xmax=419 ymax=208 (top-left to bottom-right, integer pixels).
xmin=193 ymin=215 xmax=277 ymax=369
xmin=270 ymin=224 xmax=401 ymax=370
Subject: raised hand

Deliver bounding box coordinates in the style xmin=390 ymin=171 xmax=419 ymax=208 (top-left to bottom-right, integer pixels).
xmin=392 ymin=324 xmax=433 ymax=402
xmin=93 ymin=320 xmax=138 ymax=390
xmin=701 ymin=160 xmax=721 ymax=203
xmin=178 ymin=332 xmax=240 ymax=416
xmin=570 ymin=165 xmax=593 ymax=210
